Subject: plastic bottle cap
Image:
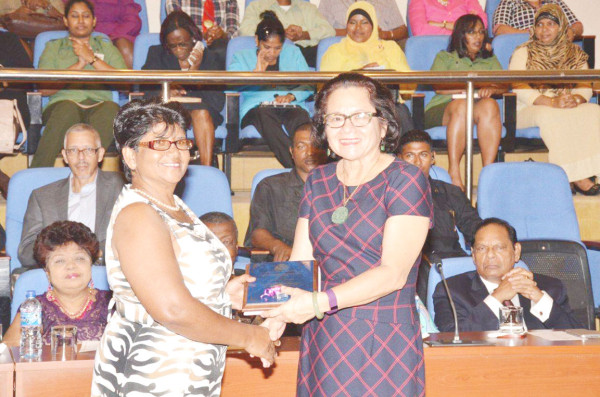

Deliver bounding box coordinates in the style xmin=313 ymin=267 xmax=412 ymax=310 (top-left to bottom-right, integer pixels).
xmin=25 ymin=290 xmax=36 ymax=298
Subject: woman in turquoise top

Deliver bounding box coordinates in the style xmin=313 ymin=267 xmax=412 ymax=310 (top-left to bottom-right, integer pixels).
xmin=32 ymin=0 xmax=126 ymax=168
xmin=229 ymin=11 xmax=313 ymax=168
xmin=425 ymin=14 xmax=504 ymax=191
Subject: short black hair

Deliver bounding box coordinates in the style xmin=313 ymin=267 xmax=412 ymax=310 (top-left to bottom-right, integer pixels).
xmin=397 ymin=129 xmax=433 ymax=154
xmin=160 ymin=10 xmax=203 ymax=51
xmin=113 ymin=98 xmax=190 ymax=181
xmin=64 ymin=0 xmax=95 ymax=18
xmin=200 ymin=211 xmax=238 ymax=235
xmin=448 ymin=14 xmax=493 ymax=59
xmin=34 ymin=221 xmax=100 ymax=267
xmin=256 ymin=10 xmax=285 ymax=43
xmin=312 ymin=72 xmax=401 ymax=153
xmin=472 ymin=217 xmax=518 ymax=246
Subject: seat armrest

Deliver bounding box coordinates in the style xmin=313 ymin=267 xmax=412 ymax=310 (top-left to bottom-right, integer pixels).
xmin=26 ymin=92 xmax=43 ymax=155
xmin=501 ymin=92 xmax=516 ymax=153
xmin=129 ymin=92 xmax=145 ymax=102
xmin=225 ymin=92 xmax=240 ymax=154
xmin=581 ymin=35 xmax=595 ymax=69
xmin=411 ymin=93 xmax=425 ymax=131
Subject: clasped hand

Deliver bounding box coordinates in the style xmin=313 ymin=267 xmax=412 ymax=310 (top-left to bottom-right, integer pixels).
xmin=70 ymin=37 xmax=95 ymax=66
xmin=285 ymin=24 xmax=304 ymax=42
xmin=552 ymin=94 xmax=581 ymax=109
xmin=491 ymin=268 xmax=543 ymax=303
xmin=261 ymin=286 xmax=317 ymax=340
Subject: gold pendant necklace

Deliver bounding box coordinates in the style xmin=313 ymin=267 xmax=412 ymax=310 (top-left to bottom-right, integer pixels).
xmin=47 ymin=289 xmax=95 ymax=319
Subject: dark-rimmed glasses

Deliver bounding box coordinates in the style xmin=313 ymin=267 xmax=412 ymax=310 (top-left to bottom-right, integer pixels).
xmin=64 ymin=147 xmax=100 ymax=157
xmin=324 ymin=112 xmax=379 ymax=128
xmin=138 ymin=139 xmax=194 ymax=151
xmin=166 ymin=40 xmax=196 ymax=51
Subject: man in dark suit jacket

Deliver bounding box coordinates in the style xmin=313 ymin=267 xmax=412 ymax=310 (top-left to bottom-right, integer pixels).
xmin=433 ymin=218 xmax=582 ymax=332
xmin=18 ymin=124 xmax=124 ymax=268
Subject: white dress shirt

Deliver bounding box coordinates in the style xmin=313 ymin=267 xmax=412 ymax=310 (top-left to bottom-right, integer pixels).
xmin=68 ymin=173 xmax=97 ymax=232
xmin=480 ymin=275 xmax=554 ymax=323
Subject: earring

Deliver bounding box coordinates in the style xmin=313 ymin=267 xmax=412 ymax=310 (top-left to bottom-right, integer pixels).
xmin=327 ymin=148 xmax=331 ymax=157
xmin=380 ymin=140 xmax=385 ymax=152
xmin=89 ymin=279 xmax=95 ymax=290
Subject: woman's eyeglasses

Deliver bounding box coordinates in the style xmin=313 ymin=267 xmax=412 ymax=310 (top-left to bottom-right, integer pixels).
xmin=324 ymin=112 xmax=379 ymax=128
xmin=138 ymin=139 xmax=194 ymax=151
xmin=166 ymin=40 xmax=195 ymax=50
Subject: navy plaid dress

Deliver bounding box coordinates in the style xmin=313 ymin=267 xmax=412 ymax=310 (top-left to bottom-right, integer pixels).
xmin=297 ymin=158 xmax=433 ymax=397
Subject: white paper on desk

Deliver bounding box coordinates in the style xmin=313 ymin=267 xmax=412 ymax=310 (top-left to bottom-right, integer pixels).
xmin=527 ymin=330 xmax=582 ymax=341
xmin=79 ymin=340 xmax=100 ymax=352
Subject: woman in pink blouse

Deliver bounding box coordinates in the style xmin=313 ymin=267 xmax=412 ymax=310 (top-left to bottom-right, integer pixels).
xmin=408 ymin=0 xmax=487 ymax=36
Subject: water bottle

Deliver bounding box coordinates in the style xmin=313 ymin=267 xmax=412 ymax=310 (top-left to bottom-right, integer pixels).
xmin=20 ymin=290 xmax=42 ymax=359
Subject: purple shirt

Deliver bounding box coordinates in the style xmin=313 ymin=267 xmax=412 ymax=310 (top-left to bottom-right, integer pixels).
xmin=20 ymin=289 xmax=112 ymax=345
xmin=63 ymin=0 xmax=142 ymax=42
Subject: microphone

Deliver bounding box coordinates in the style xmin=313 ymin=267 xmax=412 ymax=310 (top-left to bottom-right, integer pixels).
xmin=425 ymin=253 xmax=491 ymax=347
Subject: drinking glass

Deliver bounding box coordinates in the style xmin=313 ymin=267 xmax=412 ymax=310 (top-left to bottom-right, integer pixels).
xmin=499 ymin=306 xmax=525 ymax=334
xmin=51 ymin=325 xmax=77 ymax=360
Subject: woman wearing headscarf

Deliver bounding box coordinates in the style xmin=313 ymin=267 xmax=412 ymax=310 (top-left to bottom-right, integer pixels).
xmin=509 ymin=4 xmax=600 ymax=195
xmin=320 ymin=1 xmax=414 ymax=134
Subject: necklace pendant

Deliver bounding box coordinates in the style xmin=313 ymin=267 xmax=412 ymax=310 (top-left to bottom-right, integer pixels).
xmin=331 ymin=206 xmax=349 ymax=224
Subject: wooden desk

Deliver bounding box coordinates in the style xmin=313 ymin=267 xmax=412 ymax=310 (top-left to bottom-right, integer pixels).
xmin=0 ymin=345 xmax=14 ymax=397
xmin=10 ymin=332 xmax=600 ymax=397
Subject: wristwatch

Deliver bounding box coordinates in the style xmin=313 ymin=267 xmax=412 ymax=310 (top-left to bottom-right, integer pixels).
xmin=89 ymin=55 xmax=98 ymax=65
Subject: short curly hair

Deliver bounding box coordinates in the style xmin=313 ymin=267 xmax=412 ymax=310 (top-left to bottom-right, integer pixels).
xmin=113 ymin=97 xmax=190 ymax=181
xmin=312 ymin=72 xmax=401 ymax=154
xmin=34 ymin=221 xmax=100 ymax=267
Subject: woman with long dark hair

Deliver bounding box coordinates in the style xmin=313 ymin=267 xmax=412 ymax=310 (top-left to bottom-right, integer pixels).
xmin=229 ymin=11 xmax=313 ymax=168
xmin=425 ymin=14 xmax=505 ymax=190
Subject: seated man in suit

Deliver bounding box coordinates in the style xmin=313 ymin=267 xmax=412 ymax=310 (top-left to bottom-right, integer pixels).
xmin=433 ymin=217 xmax=582 ymax=332
xmin=398 ymin=130 xmax=481 ymax=302
xmin=244 ymin=123 xmax=327 ymax=261
xmin=18 ymin=123 xmax=124 ymax=269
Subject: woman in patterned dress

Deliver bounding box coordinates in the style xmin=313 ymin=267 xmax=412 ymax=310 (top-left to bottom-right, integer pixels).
xmin=91 ymin=98 xmax=275 ymax=397
xmin=263 ymin=73 xmax=433 ymax=396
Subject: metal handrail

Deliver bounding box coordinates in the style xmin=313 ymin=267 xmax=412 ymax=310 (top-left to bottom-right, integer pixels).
xmin=1 ymin=68 xmax=600 ymax=84
xmin=3 ymin=68 xmax=599 ymax=199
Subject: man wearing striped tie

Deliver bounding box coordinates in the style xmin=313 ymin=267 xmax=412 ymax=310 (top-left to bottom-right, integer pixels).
xmin=432 ymin=217 xmax=582 ymax=332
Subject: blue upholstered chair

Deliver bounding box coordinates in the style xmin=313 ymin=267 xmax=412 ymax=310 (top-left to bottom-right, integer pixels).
xmin=250 ymin=168 xmax=290 ymax=198
xmin=315 ymin=36 xmax=342 ymax=71
xmin=11 ymin=266 xmax=109 ymax=321
xmin=133 ymin=0 xmax=149 ymax=34
xmin=426 ymin=256 xmax=529 ymax=319
xmin=485 ymin=0 xmax=501 ymax=37
xmin=6 ymin=167 xmax=71 ymax=273
xmin=477 ymin=162 xmax=580 ymax=242
xmin=177 ymin=165 xmax=233 ymax=217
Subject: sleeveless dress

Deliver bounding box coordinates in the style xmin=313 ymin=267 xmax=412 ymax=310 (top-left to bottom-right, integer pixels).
xmin=297 ymin=159 xmax=433 ymax=397
xmin=91 ymin=185 xmax=233 ymax=397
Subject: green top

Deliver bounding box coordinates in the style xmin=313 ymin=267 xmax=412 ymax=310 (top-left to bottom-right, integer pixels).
xmin=38 ymin=35 xmax=127 ymax=109
xmin=425 ymin=50 xmax=502 ymax=112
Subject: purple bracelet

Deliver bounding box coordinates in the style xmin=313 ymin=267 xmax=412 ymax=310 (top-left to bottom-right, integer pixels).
xmin=325 ymin=289 xmax=338 ymax=314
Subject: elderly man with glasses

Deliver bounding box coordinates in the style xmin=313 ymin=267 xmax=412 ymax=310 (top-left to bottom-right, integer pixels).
xmin=18 ymin=123 xmax=124 ymax=270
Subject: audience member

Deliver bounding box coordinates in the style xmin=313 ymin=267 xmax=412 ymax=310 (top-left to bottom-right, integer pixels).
xmin=433 ymin=217 xmax=582 ymax=332
xmin=493 ymin=0 xmax=582 ymax=40
xmin=408 ymin=0 xmax=487 ymax=36
xmin=201 ymin=211 xmax=239 ymax=265
xmin=19 ymin=124 xmax=124 ymax=269
xmin=398 ymin=130 xmax=481 ymax=302
xmin=239 ymin=0 xmax=334 ymax=68
xmin=143 ymin=10 xmax=225 ymax=166
xmin=229 ymin=11 xmax=313 ymax=168
xmin=320 ymin=1 xmax=414 ymax=134
xmin=31 ymin=0 xmax=126 ymax=168
xmin=508 ymin=4 xmax=600 ymax=195
xmin=80 ymin=0 xmax=142 ymax=68
xmin=318 ymin=0 xmax=408 ymax=43
xmin=4 ymin=221 xmax=112 ymax=346
xmin=0 ymin=31 xmax=33 ymax=198
xmin=166 ymin=0 xmax=239 ymax=68
xmin=426 ymin=14 xmax=505 ymax=191
xmin=244 ymin=123 xmax=327 ymax=261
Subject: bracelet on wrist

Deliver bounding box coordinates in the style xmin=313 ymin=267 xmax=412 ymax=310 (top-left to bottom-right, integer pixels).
xmin=312 ymin=291 xmax=324 ymax=320
xmin=325 ymin=289 xmax=338 ymax=315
